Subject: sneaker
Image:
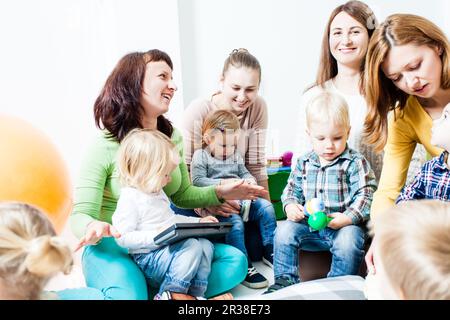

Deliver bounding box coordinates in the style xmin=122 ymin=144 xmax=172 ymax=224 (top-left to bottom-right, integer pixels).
xmin=154 ymin=291 xmax=197 ymax=300
xmin=242 ymin=266 xmax=269 ymax=289
xmin=240 ymin=200 xmax=251 ymax=222
xmin=262 ymin=277 xmax=296 ymax=294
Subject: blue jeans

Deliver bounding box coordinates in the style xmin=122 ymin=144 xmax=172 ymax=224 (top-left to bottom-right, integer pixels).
xmin=132 ymin=238 xmax=213 ymax=297
xmin=273 ymin=220 xmax=366 ymax=283
xmin=173 ymin=198 xmax=276 ymax=261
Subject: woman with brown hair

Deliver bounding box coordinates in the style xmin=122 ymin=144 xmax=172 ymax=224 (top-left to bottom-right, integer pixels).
xmin=67 ymin=49 xmax=266 ymax=299
xmin=296 ymin=0 xmax=383 ymax=180
xmin=363 ymin=14 xmax=450 ymax=271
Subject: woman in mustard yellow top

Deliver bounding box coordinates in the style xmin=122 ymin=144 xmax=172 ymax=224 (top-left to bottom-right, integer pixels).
xmin=363 ymin=14 xmax=450 ymax=272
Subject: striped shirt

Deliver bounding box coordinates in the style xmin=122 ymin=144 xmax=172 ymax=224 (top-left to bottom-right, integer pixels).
xmin=396 ymin=151 xmax=450 ymax=203
xmin=281 ymin=147 xmax=377 ymax=224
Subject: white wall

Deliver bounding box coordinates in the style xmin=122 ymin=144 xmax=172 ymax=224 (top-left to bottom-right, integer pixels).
xmin=0 ymin=0 xmax=184 ymax=182
xmin=178 ymin=0 xmax=449 ymax=157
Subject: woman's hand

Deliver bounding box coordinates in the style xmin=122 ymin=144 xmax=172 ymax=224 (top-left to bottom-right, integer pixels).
xmin=365 ymin=236 xmax=377 ymax=274
xmin=74 ymin=220 xmax=121 ymax=252
xmin=200 ymin=215 xmax=219 ymax=223
xmin=215 ymin=180 xmax=268 ymax=201
xmin=285 ymin=203 xmax=305 ymax=222
xmin=204 ymin=200 xmax=241 ymax=218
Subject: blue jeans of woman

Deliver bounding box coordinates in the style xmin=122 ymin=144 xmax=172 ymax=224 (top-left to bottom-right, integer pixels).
xmin=132 ymin=238 xmax=213 ymax=297
xmin=273 ymin=219 xmax=365 ymax=283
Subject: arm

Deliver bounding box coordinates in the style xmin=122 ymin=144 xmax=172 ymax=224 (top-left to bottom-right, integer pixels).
xmin=395 ymin=165 xmax=427 ymax=204
xmin=112 ymin=194 xmax=160 ymax=251
xmin=237 ymin=153 xmax=257 ymax=184
xmin=191 ymin=149 xmax=222 ymax=187
xmin=371 ymin=111 xmax=417 ymax=218
xmin=343 ymin=157 xmax=377 ymax=224
xmin=281 ymin=158 xmax=305 ymax=211
xmin=70 ymin=135 xmax=114 ymax=239
xmin=245 ymin=97 xmax=268 ymax=188
xmin=169 ymin=130 xmax=222 ymax=208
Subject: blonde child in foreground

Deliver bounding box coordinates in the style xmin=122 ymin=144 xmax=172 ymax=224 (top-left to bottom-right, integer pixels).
xmin=0 ymin=202 xmax=73 ymax=300
xmin=111 ymin=129 xmax=231 ymax=300
xmin=367 ymin=200 xmax=450 ymax=300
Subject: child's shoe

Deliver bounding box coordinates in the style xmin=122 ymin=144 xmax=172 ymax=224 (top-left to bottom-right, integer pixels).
xmin=262 ymin=244 xmax=274 ymax=268
xmin=242 ymin=265 xmax=268 ymax=289
xmin=240 ymin=200 xmax=251 ymax=222
xmin=262 ymin=277 xmax=296 ymax=294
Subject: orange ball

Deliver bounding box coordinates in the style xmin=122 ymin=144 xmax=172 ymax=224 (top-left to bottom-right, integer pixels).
xmin=0 ymin=115 xmax=72 ymax=234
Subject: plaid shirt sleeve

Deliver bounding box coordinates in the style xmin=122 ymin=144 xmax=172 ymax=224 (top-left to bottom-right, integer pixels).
xmin=281 ymin=157 xmax=305 ymax=210
xmin=396 ymin=166 xmax=426 ymax=204
xmin=344 ymin=157 xmax=377 ymax=224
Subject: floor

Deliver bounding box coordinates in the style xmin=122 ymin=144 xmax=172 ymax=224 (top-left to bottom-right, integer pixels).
xmin=45 ymin=222 xmax=277 ymax=299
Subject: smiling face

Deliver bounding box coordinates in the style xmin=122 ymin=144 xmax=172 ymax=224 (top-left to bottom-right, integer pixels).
xmin=431 ymin=103 xmax=450 ymax=151
xmin=219 ymin=66 xmax=260 ymax=114
xmin=140 ymin=61 xmax=177 ymax=120
xmin=329 ymin=11 xmax=369 ymax=69
xmin=381 ymin=44 xmax=443 ymax=98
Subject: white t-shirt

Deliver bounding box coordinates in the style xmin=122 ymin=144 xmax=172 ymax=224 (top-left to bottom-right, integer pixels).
xmin=112 ymin=187 xmax=200 ymax=254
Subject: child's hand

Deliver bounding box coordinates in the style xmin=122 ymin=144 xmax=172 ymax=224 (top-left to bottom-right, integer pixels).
xmin=326 ymin=212 xmax=352 ymax=230
xmin=285 ymin=203 xmax=305 ymax=222
xmin=200 ymin=216 xmax=219 ymax=223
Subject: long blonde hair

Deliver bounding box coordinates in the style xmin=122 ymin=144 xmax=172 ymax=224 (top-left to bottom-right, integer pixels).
xmin=118 ymin=129 xmax=177 ymax=193
xmin=370 ymin=200 xmax=450 ymax=300
xmin=364 ymin=14 xmax=450 ymax=152
xmin=0 ymin=202 xmax=73 ymax=300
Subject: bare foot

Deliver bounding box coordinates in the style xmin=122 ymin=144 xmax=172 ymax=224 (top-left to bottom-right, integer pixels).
xmin=209 ymin=292 xmax=233 ymax=300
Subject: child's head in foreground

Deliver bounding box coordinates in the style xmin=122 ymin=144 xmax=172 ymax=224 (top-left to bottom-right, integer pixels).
xmin=118 ymin=128 xmax=179 ymax=194
xmin=305 ymin=91 xmax=351 ymax=164
xmin=0 ymin=202 xmax=73 ymax=300
xmin=201 ymin=109 xmax=240 ymax=160
xmin=370 ymin=200 xmax=450 ymax=300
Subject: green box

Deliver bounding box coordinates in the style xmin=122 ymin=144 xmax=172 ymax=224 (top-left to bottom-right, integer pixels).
xmin=268 ymin=170 xmax=290 ymax=220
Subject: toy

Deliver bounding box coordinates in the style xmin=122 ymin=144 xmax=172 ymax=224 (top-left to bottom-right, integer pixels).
xmin=281 ymin=151 xmax=293 ymax=167
xmin=304 ymin=198 xmax=332 ymax=231
xmin=0 ymin=115 xmax=72 ymax=234
xmin=267 ymin=151 xmax=294 ymax=169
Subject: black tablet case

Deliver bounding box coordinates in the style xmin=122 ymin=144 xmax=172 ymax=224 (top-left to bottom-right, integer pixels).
xmin=154 ymin=222 xmax=233 ymax=246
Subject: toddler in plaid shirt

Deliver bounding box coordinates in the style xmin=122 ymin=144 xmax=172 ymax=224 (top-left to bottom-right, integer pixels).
xmin=265 ymin=91 xmax=377 ymax=293
xmin=396 ymin=103 xmax=450 ymax=203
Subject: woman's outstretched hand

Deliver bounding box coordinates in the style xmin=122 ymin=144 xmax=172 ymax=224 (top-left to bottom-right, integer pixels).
xmin=215 ymin=179 xmax=268 ymax=201
xmin=74 ymin=220 xmax=121 ymax=252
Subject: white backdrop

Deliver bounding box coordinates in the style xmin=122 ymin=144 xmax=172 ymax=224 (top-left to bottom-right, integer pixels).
xmin=0 ymin=0 xmax=184 ymax=182
xmin=178 ymin=0 xmax=449 ymax=157
xmin=1 ymin=0 xmax=448 ymax=183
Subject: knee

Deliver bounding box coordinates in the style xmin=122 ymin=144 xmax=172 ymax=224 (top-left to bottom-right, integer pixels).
xmin=333 ymin=226 xmax=365 ymax=253
xmin=181 ymin=238 xmax=203 ymax=258
xmin=198 ymin=238 xmax=214 ymax=257
xmin=229 ymin=214 xmax=245 ymax=231
xmin=275 ymin=221 xmax=300 ymax=245
xmin=254 ymin=199 xmax=276 ymax=218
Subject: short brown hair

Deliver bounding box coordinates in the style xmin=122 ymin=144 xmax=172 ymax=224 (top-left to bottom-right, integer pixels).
xmin=363 ymin=14 xmax=450 ymax=152
xmin=94 ymin=49 xmax=174 ymax=142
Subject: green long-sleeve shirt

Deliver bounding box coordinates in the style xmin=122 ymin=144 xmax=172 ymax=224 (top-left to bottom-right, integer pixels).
xmin=70 ymin=128 xmax=221 ymax=238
